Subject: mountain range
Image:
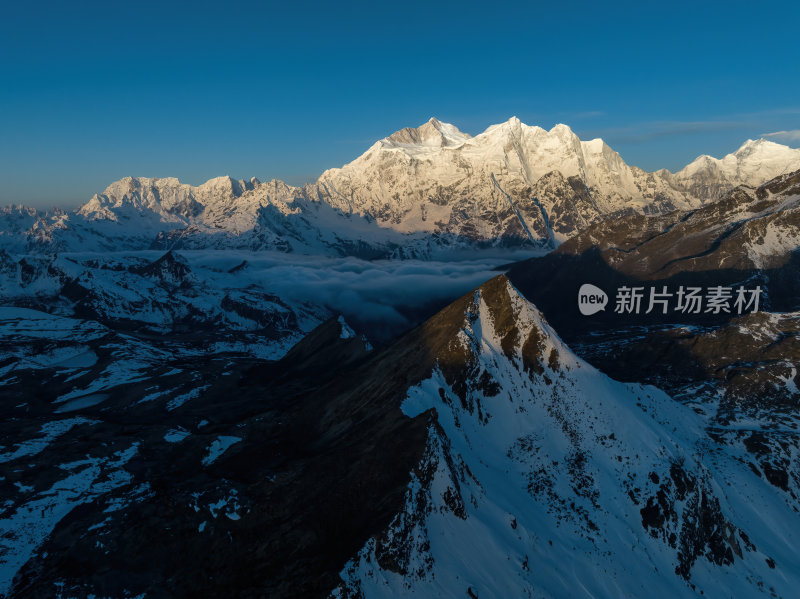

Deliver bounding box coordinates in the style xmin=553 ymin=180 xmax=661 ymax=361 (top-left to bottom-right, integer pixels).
xmin=2 ymin=119 xmax=800 ymax=598
xmin=4 ymin=118 xmax=800 ymax=257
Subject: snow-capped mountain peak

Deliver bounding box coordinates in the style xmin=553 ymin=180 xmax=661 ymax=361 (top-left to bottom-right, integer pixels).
xmin=549 ymin=121 xmax=577 ymax=136
xmin=734 ymin=137 xmax=783 ymax=157
xmin=77 ymin=175 xmax=259 ymax=222
xmin=384 ymin=117 xmax=472 ymax=149
xmin=334 ymin=275 xmax=794 ymax=597
xmin=674 ymin=137 xmax=800 ymax=199
xmin=197 ymin=175 xmax=252 ymax=197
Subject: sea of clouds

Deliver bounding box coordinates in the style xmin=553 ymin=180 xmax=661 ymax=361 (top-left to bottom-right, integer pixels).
xmin=187 ymin=250 xmax=541 ymax=342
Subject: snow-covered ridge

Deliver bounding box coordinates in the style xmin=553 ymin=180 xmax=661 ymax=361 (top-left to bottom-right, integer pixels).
xmin=669 ymin=138 xmax=800 ymax=201
xmin=3 ymin=118 xmax=800 ymax=256
xmin=77 ymin=175 xmax=260 ymax=221
xmin=335 ymin=276 xmax=799 ymax=597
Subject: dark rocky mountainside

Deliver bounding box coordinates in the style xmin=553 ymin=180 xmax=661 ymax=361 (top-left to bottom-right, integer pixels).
xmin=3 ymin=317 xmax=429 ymax=598
xmin=3 ymin=274 xmax=798 ymax=597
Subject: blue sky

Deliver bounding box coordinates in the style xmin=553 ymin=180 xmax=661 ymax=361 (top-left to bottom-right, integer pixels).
xmin=1 ymin=0 xmax=799 ymax=208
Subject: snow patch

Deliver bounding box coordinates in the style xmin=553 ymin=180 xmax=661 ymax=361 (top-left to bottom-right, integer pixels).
xmin=201 ymin=436 xmax=241 ymax=466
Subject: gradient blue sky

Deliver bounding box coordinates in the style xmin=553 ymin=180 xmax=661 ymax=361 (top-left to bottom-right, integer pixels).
xmin=2 ymin=0 xmax=799 ymax=208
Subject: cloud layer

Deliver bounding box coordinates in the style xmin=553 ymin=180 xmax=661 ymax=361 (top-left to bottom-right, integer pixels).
xmin=191 ymin=251 xmax=538 ymax=342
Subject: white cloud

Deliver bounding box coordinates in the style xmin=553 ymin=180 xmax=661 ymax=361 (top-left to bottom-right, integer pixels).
xmin=189 ymin=250 xmax=539 ymax=341
xmin=256 ymin=255 xmax=503 ymax=340
xmin=762 ymin=130 xmax=800 ymax=143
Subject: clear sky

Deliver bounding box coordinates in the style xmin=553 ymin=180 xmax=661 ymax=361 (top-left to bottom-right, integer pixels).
xmin=2 ymin=0 xmax=799 ymax=208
